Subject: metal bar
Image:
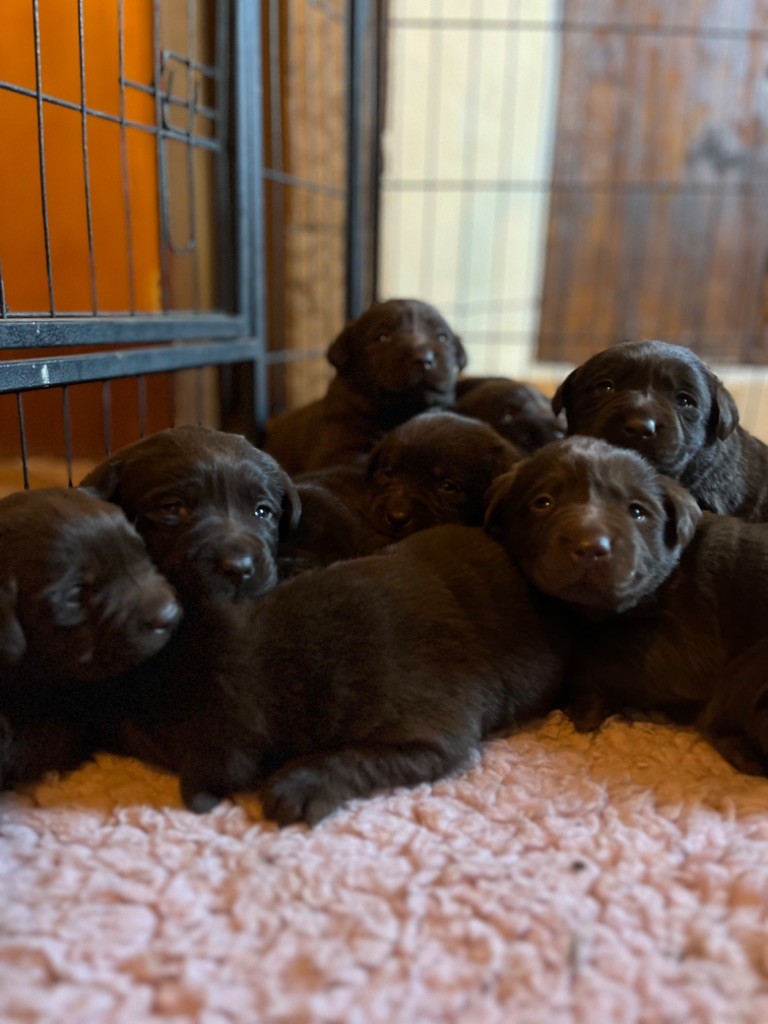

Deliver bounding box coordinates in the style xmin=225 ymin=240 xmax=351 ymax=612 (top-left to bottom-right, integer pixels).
xmin=381 ymin=179 xmax=768 ymax=194
xmin=61 ymin=386 xmax=74 ymax=486
xmin=137 ymin=375 xmax=148 ymax=437
xmin=154 ymin=0 xmax=172 ymax=310
xmin=186 ymin=0 xmax=201 ymax=306
xmin=0 ymin=340 xmax=264 ymax=395
xmin=77 ymin=0 xmax=98 ymax=314
xmin=214 ymin=0 xmax=234 ymax=313
xmin=0 ymin=313 xmax=242 ymax=347
xmin=117 ymin=0 xmax=137 ymax=313
xmin=16 ymin=393 xmax=30 ymax=490
xmin=262 ymin=166 xmax=346 ymax=197
xmin=32 ymin=0 xmax=55 ymax=313
xmin=101 ymin=380 xmax=113 ymax=455
xmin=387 ymin=17 xmax=768 ymax=41
xmin=161 ymin=50 xmax=217 ymax=77
xmin=234 ymin=0 xmax=268 ymax=430
xmin=345 ymin=0 xmax=368 ymax=318
xmin=0 ymin=81 xmax=222 ymax=153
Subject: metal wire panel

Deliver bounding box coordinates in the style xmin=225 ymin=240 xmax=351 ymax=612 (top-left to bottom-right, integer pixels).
xmin=0 ymin=0 xmax=263 ymax=476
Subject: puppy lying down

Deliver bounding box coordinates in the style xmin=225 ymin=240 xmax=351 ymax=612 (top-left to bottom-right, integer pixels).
xmin=455 ymin=376 xmax=565 ymax=453
xmin=81 ymin=425 xmax=301 ymax=604
xmin=0 ymin=488 xmax=181 ymax=787
xmin=263 ymin=298 xmax=467 ymax=474
xmin=283 ymin=410 xmax=523 ymax=569
xmin=100 ymin=525 xmax=571 ymax=825
xmin=554 ymin=339 xmax=768 ymax=521
xmin=487 ymin=436 xmax=768 ymax=771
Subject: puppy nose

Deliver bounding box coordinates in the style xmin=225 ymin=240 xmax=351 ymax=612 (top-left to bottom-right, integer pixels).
xmin=623 ymin=416 xmax=656 ymax=439
xmin=147 ymin=599 xmax=182 ymax=632
xmin=414 ymin=349 xmax=436 ymax=369
xmin=220 ymin=553 xmax=255 ymax=582
xmin=571 ymin=535 xmax=612 ymax=560
xmin=386 ymin=506 xmax=413 ymax=528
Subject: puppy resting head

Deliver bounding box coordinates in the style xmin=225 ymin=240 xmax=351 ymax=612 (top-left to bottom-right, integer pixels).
xmin=0 ymin=488 xmax=180 ymax=681
xmin=552 ymin=339 xmax=739 ymax=476
xmin=455 ymin=378 xmax=566 ymax=453
xmin=327 ymin=298 xmax=467 ymax=414
xmin=486 ymin=437 xmax=701 ymax=614
xmin=366 ymin=410 xmax=522 ymax=540
xmin=81 ymin=426 xmax=301 ymax=605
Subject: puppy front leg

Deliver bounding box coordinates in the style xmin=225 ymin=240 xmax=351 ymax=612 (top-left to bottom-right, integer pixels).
xmin=180 ymin=745 xmax=262 ymax=813
xmin=260 ymin=738 xmax=472 ymax=827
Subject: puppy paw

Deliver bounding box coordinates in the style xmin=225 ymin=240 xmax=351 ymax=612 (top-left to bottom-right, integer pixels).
xmin=260 ymin=768 xmax=344 ymax=827
xmin=180 ymin=776 xmax=223 ymax=813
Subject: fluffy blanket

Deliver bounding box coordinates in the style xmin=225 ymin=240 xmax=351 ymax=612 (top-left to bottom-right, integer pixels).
xmin=3 ymin=711 xmax=768 ymax=1024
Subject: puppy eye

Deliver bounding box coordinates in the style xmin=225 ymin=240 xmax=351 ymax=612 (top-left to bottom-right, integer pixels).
xmin=437 ymin=331 xmax=449 ymax=344
xmin=160 ymin=500 xmax=186 ymax=514
xmin=594 ymin=380 xmax=614 ymax=394
xmin=531 ymin=495 xmax=553 ymax=511
xmin=378 ymin=466 xmax=394 ymax=480
xmin=377 ymin=333 xmax=390 ymax=343
xmin=628 ymin=503 xmax=649 ymax=521
xmin=676 ymin=392 xmax=696 ymax=408
xmin=255 ymin=505 xmax=276 ymax=519
xmin=439 ymin=479 xmax=460 ymax=493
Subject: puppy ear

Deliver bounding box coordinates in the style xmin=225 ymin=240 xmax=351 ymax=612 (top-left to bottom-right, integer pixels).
xmin=706 ymin=374 xmax=739 ymax=442
xmin=79 ymin=458 xmax=122 ymax=502
xmin=279 ymin=471 xmax=302 ymax=538
xmin=452 ymin=334 xmax=468 ymax=372
xmin=327 ymin=321 xmax=357 ymax=373
xmin=551 ymin=368 xmax=577 ymax=417
xmin=0 ymin=579 xmax=26 ymax=665
xmin=658 ymin=475 xmax=701 ymax=549
xmin=483 ymin=463 xmax=525 ymax=535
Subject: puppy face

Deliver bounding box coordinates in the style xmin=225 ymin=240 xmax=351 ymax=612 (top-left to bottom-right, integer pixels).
xmin=553 ymin=340 xmax=738 ymax=476
xmin=80 ymin=426 xmax=301 ymax=605
xmin=327 ymin=299 xmax=467 ymax=413
xmin=0 ymin=488 xmax=180 ymax=681
xmin=366 ymin=411 xmax=522 ymax=540
xmin=486 ymin=437 xmax=701 ymax=614
xmin=456 ymin=379 xmax=566 ymax=452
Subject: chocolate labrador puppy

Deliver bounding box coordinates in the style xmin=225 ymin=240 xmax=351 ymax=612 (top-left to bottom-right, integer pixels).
xmin=0 ymin=488 xmax=181 ymax=787
xmin=80 ymin=426 xmax=301 ymax=605
xmin=263 ymin=299 xmax=468 ymax=474
xmin=364 ymin=410 xmax=523 ymax=541
xmin=102 ymin=524 xmax=571 ymax=825
xmin=486 ymin=436 xmax=768 ymax=771
xmin=455 ymin=376 xmax=565 ymax=452
xmin=553 ymin=339 xmax=768 ymax=520
xmin=279 ymin=410 xmax=524 ymax=569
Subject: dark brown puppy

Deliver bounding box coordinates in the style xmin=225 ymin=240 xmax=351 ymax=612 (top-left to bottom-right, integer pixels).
xmin=280 ymin=410 xmax=524 ymax=569
xmin=263 ymin=299 xmax=467 ymax=474
xmin=364 ymin=410 xmax=523 ymax=541
xmin=486 ymin=436 xmax=768 ymax=771
xmin=455 ymin=376 xmax=565 ymax=452
xmin=102 ymin=524 xmax=571 ymax=825
xmin=553 ymin=339 xmax=768 ymax=520
xmin=279 ymin=465 xmax=385 ymax=574
xmin=0 ymin=488 xmax=180 ymax=788
xmin=81 ymin=426 xmax=301 ymax=605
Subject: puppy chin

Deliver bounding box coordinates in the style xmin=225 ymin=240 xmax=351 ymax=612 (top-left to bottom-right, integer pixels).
xmin=528 ymin=559 xmax=642 ymax=614
xmin=591 ymin=422 xmax=690 ymax=476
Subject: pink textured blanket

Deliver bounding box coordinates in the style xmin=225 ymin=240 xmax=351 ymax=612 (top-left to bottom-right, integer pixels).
xmin=2 ymin=712 xmax=768 ymax=1023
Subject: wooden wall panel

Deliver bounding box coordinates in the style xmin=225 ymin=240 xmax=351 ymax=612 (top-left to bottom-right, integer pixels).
xmin=538 ymin=0 xmax=768 ymax=365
